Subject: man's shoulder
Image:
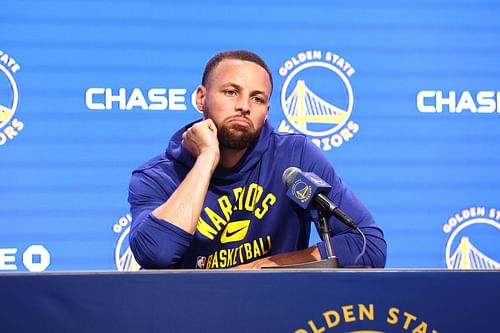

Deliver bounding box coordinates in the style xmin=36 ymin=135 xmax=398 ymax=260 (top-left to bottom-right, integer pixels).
xmin=269 ymin=131 xmax=317 ymax=153
xmin=270 ymin=131 xmax=309 ymax=145
xmin=132 ymin=153 xmax=173 ymax=176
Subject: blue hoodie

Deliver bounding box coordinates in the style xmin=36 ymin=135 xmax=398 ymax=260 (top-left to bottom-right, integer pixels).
xmin=128 ymin=120 xmax=386 ymax=269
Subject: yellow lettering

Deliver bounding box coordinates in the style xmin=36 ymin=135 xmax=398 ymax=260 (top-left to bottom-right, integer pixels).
xmin=267 ymin=235 xmax=272 ymax=250
xmin=196 ymin=217 xmax=217 ymax=240
xmin=218 ymin=195 xmax=232 ymax=221
xmin=254 ymin=193 xmax=277 ymax=219
xmin=234 ymin=248 xmax=240 ymax=265
xmin=211 ymin=253 xmax=219 ymax=268
xmin=234 ymin=187 xmax=244 ymax=210
xmin=206 ymin=254 xmax=213 ymax=269
xmin=238 ymin=245 xmax=244 ymax=263
xmin=387 ymin=307 xmax=399 ymax=325
xmin=413 ymin=321 xmax=429 ymax=333
xmin=244 ymin=243 xmax=253 ymax=260
xmin=295 ymin=330 xmax=308 ymax=333
xmin=342 ymin=305 xmax=355 ymax=323
xmin=245 ymin=183 xmax=263 ymax=211
xmin=359 ymin=304 xmax=374 ymax=321
xmin=204 ymin=207 xmax=227 ymax=231
xmin=259 ymin=237 xmax=269 ymax=255
xmin=403 ymin=312 xmax=417 ymax=330
xmin=219 ymin=249 xmax=227 ymax=268
xmin=323 ymin=310 xmax=340 ymax=328
xmin=253 ymin=239 xmax=261 ymax=258
xmin=307 ymin=320 xmax=325 ymax=333
xmin=226 ymin=248 xmax=234 ymax=267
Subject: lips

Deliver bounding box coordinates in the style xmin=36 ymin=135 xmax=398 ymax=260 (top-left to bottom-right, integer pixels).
xmin=227 ymin=116 xmax=253 ymax=129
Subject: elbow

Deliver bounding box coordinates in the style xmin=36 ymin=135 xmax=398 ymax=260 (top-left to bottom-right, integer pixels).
xmin=368 ymin=240 xmax=387 ymax=268
xmin=365 ymin=231 xmax=387 ymax=268
xmin=129 ymin=227 xmax=180 ymax=269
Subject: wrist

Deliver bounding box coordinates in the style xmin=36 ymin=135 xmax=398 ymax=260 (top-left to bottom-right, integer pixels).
xmin=198 ymin=149 xmax=220 ymax=172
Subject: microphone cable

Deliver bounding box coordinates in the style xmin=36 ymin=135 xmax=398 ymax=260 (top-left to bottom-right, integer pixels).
xmin=353 ymin=226 xmax=367 ymax=266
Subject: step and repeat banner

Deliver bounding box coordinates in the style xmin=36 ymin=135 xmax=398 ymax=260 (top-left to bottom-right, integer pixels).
xmin=1 ymin=0 xmax=499 ymax=272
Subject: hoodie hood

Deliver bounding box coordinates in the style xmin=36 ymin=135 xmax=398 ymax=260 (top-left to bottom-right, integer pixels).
xmin=165 ymin=119 xmax=273 ymax=181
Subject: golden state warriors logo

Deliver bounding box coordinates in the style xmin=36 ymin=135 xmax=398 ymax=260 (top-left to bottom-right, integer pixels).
xmin=442 ymin=206 xmax=499 ymax=269
xmin=278 ymin=50 xmax=359 ymax=151
xmin=112 ymin=213 xmax=141 ymax=271
xmin=0 ymin=50 xmax=24 ymax=145
xmin=292 ymin=179 xmax=312 ymax=203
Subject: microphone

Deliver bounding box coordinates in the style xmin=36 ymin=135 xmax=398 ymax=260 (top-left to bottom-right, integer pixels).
xmin=282 ymin=167 xmax=356 ymax=229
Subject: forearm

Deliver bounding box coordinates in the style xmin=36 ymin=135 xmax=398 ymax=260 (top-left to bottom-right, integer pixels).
xmin=327 ymin=226 xmax=387 ymax=268
xmin=232 ymin=245 xmax=321 ymax=269
xmin=152 ymin=152 xmax=217 ymax=234
xmin=130 ymin=213 xmax=194 ymax=268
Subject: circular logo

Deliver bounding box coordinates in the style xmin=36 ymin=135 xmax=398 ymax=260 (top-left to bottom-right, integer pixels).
xmin=445 ymin=217 xmax=499 ymax=269
xmin=0 ymin=64 xmax=19 ymax=129
xmin=281 ymin=61 xmax=354 ymax=137
xmin=115 ymin=226 xmax=141 ymax=271
xmin=113 ymin=214 xmax=141 ymax=271
xmin=292 ymin=180 xmax=312 ymax=203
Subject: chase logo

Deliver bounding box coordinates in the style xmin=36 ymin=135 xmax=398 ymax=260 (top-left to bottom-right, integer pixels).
xmin=442 ymin=207 xmax=500 ymax=269
xmin=85 ymin=88 xmax=188 ymax=111
xmin=417 ymin=90 xmax=500 ymax=113
xmin=278 ymin=50 xmax=359 ymax=151
xmin=112 ymin=213 xmax=141 ymax=271
xmin=0 ymin=50 xmax=24 ymax=146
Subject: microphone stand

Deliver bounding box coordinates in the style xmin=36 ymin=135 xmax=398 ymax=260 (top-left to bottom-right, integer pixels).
xmin=315 ymin=211 xmax=340 ymax=267
xmin=263 ymin=211 xmax=340 ymax=269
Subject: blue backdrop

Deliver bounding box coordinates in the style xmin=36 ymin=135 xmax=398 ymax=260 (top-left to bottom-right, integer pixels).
xmin=1 ymin=0 xmax=499 ymax=271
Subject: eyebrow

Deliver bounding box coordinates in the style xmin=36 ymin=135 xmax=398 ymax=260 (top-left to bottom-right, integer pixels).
xmin=224 ymin=82 xmax=269 ymax=99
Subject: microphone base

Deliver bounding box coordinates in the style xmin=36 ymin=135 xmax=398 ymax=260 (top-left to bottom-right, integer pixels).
xmin=262 ymin=257 xmax=340 ymax=269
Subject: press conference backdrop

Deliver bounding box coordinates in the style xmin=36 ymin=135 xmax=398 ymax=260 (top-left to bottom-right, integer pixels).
xmin=1 ymin=0 xmax=499 ymax=272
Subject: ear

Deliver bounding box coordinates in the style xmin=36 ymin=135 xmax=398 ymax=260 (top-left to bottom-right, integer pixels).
xmin=265 ymin=102 xmax=270 ymax=121
xmin=195 ymin=85 xmax=206 ymax=112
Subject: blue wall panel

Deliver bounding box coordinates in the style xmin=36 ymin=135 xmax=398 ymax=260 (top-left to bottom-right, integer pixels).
xmin=1 ymin=0 xmax=499 ymax=271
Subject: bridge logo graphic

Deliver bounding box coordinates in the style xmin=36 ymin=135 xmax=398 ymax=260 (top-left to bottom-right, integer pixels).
xmin=443 ymin=208 xmax=500 ymax=270
xmin=448 ymin=236 xmax=498 ymax=269
xmin=278 ymin=51 xmax=359 ymax=150
xmin=445 ymin=218 xmax=499 ymax=269
xmin=281 ymin=61 xmax=353 ymax=137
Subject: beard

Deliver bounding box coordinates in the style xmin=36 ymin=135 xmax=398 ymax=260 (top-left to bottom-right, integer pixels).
xmin=217 ymin=120 xmax=259 ymax=150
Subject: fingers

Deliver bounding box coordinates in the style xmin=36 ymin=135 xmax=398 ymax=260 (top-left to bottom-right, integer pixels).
xmin=203 ymin=118 xmax=217 ymax=135
xmin=181 ymin=120 xmax=219 ymax=158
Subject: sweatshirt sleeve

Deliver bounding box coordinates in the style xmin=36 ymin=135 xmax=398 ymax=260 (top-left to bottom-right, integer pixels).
xmin=128 ymin=170 xmax=193 ymax=269
xmin=315 ymin=183 xmax=387 ymax=268
xmin=301 ymin=139 xmax=387 ymax=268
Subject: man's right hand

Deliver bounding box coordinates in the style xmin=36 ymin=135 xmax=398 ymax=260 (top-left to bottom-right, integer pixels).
xmin=181 ymin=119 xmax=220 ymax=171
xmin=152 ymin=119 xmax=220 ymax=235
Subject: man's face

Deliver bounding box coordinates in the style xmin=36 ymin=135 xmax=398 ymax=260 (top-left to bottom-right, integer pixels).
xmin=196 ymin=58 xmax=272 ymax=149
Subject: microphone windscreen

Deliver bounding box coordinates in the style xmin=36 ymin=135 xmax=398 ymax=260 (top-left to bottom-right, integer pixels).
xmin=282 ymin=167 xmax=301 ymax=186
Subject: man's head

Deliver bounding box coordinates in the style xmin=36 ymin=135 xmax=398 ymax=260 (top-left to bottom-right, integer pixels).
xmin=201 ymin=50 xmax=273 ymax=91
xmin=196 ymin=50 xmax=273 ymax=150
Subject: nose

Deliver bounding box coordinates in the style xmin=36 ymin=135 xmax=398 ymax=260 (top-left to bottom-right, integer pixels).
xmin=235 ymin=96 xmax=250 ymax=115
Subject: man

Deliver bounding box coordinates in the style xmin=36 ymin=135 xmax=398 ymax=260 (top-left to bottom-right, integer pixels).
xmin=128 ymin=50 xmax=386 ymax=269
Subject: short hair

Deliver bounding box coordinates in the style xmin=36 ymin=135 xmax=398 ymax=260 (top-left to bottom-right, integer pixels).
xmin=201 ymin=50 xmax=273 ymax=91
